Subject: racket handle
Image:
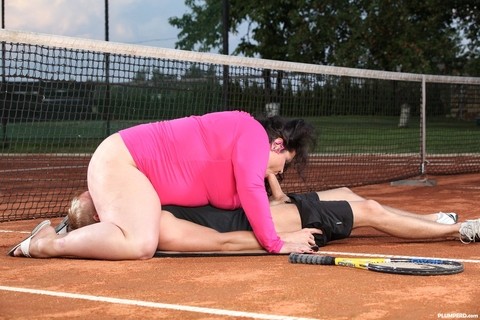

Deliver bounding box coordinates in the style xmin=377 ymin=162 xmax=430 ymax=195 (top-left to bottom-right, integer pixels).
xmin=289 ymin=253 xmax=335 ymax=265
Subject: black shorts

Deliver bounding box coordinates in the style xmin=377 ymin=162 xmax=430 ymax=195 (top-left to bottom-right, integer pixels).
xmin=287 ymin=192 xmax=353 ymax=247
xmin=163 ymin=192 xmax=353 ymax=247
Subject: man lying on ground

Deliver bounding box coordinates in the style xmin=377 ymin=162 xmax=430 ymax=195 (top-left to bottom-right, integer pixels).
xmin=58 ymin=173 xmax=479 ymax=254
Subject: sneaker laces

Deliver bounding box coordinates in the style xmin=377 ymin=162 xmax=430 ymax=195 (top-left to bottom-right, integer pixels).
xmin=459 ymin=219 xmax=480 ymax=244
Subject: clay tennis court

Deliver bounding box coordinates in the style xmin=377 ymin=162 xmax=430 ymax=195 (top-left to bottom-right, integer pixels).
xmin=1 ymin=173 xmax=479 ymax=319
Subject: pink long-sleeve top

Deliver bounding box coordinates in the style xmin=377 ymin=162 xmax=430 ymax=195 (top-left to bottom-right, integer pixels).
xmin=118 ymin=111 xmax=283 ymax=253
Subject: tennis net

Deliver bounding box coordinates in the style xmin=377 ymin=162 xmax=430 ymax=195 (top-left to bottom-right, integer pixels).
xmin=1 ymin=29 xmax=480 ymax=222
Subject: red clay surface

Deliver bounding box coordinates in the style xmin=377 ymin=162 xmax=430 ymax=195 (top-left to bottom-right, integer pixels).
xmin=1 ymin=173 xmax=479 ymax=319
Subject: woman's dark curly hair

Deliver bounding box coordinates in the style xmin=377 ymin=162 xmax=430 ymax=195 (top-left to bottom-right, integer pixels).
xmin=257 ymin=115 xmax=316 ymax=177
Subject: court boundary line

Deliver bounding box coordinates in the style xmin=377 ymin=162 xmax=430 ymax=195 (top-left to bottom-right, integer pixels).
xmin=0 ymin=285 xmax=316 ymax=320
xmin=0 ymin=165 xmax=87 ymax=174
xmin=0 ymin=229 xmax=30 ymax=234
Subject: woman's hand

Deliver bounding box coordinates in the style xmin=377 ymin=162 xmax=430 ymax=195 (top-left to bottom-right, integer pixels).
xmin=278 ymin=228 xmax=323 ymax=253
xmin=278 ymin=228 xmax=322 ymax=247
xmin=279 ymin=241 xmax=315 ymax=254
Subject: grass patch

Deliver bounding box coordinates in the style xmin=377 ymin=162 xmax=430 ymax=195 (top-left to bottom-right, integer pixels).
xmin=1 ymin=116 xmax=479 ymax=154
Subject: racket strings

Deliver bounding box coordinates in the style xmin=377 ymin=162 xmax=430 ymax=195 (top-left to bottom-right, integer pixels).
xmin=371 ymin=261 xmax=454 ymax=270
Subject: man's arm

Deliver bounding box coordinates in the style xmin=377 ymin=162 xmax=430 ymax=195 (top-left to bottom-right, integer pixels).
xmin=157 ymin=211 xmax=262 ymax=252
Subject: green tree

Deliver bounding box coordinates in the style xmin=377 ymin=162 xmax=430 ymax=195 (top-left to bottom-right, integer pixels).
xmin=169 ymin=0 xmax=225 ymax=52
xmin=345 ymin=1 xmax=462 ymax=74
xmin=169 ymin=0 xmax=479 ymax=75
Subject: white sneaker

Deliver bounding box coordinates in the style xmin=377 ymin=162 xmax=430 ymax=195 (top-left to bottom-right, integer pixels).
xmin=436 ymin=212 xmax=458 ymax=225
xmin=459 ymin=219 xmax=480 ymax=244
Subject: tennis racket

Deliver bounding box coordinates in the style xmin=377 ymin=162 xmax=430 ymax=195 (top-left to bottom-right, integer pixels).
xmin=289 ymin=253 xmax=464 ymax=276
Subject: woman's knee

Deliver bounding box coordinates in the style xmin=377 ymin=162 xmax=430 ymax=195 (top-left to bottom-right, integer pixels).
xmin=123 ymin=216 xmax=162 ymax=259
xmin=130 ymin=235 xmax=159 ymax=259
xmin=157 ymin=229 xmax=183 ymax=250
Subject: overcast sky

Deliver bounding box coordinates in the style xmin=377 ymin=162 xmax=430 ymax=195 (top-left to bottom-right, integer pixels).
xmin=1 ymin=0 xmax=223 ymax=50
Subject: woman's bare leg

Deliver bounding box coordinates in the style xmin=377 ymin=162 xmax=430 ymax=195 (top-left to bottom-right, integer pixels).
xmin=13 ymin=133 xmax=162 ymax=260
xmin=86 ymin=133 xmax=162 ymax=259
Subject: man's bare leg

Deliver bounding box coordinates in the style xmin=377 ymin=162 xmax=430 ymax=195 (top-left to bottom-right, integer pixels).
xmin=350 ymin=199 xmax=459 ymax=239
xmin=316 ymin=187 xmax=451 ymax=223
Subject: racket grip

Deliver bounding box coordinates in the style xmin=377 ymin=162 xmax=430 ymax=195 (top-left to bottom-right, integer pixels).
xmin=289 ymin=253 xmax=335 ymax=265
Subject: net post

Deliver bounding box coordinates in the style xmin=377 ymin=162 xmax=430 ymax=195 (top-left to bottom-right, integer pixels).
xmin=391 ymin=76 xmax=436 ymax=187
xmin=420 ymin=75 xmax=427 ymax=175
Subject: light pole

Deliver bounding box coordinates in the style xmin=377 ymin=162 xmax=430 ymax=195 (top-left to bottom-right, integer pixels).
xmin=104 ymin=0 xmax=111 ymax=135
xmin=1 ymin=0 xmax=8 ymax=147
xmin=222 ymin=0 xmax=229 ymax=109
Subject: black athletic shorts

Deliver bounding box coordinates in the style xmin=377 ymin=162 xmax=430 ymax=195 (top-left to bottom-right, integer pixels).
xmin=287 ymin=192 xmax=353 ymax=247
xmin=163 ymin=192 xmax=353 ymax=247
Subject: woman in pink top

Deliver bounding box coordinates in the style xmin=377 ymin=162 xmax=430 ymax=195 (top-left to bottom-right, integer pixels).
xmin=8 ymin=111 xmax=316 ymax=260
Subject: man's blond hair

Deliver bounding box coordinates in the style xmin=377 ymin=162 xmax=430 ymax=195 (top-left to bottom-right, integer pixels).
xmin=68 ymin=191 xmax=98 ymax=231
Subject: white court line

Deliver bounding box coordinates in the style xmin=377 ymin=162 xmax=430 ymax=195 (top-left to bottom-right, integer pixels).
xmin=0 ymin=285 xmax=316 ymax=320
xmin=0 ymin=229 xmax=30 ymax=234
xmin=316 ymin=250 xmax=480 ymax=264
xmin=0 ymin=165 xmax=87 ymax=174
